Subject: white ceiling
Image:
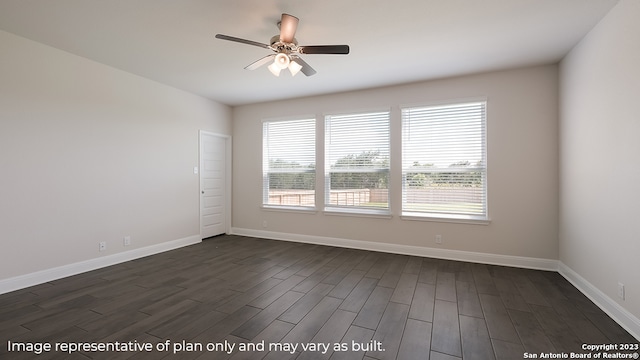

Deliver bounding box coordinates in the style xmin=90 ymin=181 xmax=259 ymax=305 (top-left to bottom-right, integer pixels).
xmin=0 ymin=0 xmax=619 ymax=106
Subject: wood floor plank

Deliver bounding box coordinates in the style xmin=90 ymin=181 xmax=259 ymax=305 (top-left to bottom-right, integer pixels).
xmin=192 ymin=305 xmax=262 ymax=344
xmin=215 ymin=277 xmax=282 ymax=314
xmin=479 ymin=292 xmax=522 ymax=344
xmin=0 ymin=324 xmax=30 ymax=347
xmin=548 ymin=298 xmax=609 ymax=343
xmin=34 ymin=275 xmax=107 ymax=297
xmin=76 ymin=309 xmax=150 ymax=340
xmin=430 ymin=351 xmax=461 ymax=360
xmin=323 ymin=256 xmax=361 ymax=285
xmin=491 ymin=339 xmax=525 ymax=360
xmin=508 ymin=309 xmax=557 ymax=354
xmin=0 ymin=284 xmax=43 ymax=302
xmin=431 ymin=300 xmax=462 ymax=357
xmin=583 ymin=311 xmax=638 ymax=343
xmin=408 ymin=282 xmax=435 ymax=323
xmin=330 ymin=325 xmax=375 ymax=360
xmin=492 ymin=277 xmax=520 ymax=294
xmin=0 ymin=304 xmax=45 ymax=330
xmin=385 ymin=255 xmax=409 ymax=275
xmin=0 ymin=290 xmax=41 ymax=315
xmin=363 ymin=256 xmax=391 ymax=279
xmin=483 ymin=311 xmax=521 ymax=344
xmin=279 ymin=283 xmax=334 ymax=324
xmin=325 ymin=250 xmax=356 ymax=269
xmin=279 ymin=296 xmax=342 ymax=345
xmin=514 ymin=275 xmax=551 ymax=307
xmin=90 ymin=285 xmax=184 ymax=316
xmin=459 ymin=315 xmax=495 ymax=360
xmin=396 ymin=318 xmax=432 ymax=360
xmin=352 ymin=286 xmax=394 ymax=330
xmin=274 ymin=255 xmax=321 ymax=280
xmin=367 ymin=302 xmax=409 ymax=360
xmin=531 ymin=304 xmax=584 ymax=352
xmin=328 ymin=270 xmax=366 ymax=300
xmin=390 ymin=273 xmax=418 ymax=305
xmin=418 ymin=260 xmax=437 ymax=285
xmin=435 ymin=272 xmax=457 ymax=302
xmin=297 ymin=309 xmax=358 ymax=360
xmin=248 ymin=275 xmax=306 ymax=309
xmin=149 ymin=308 xmax=229 ymax=340
xmin=352 ymin=252 xmax=380 ymax=273
xmin=498 ymin=290 xmax=531 ymax=312
xmin=293 ymin=266 xmax=335 ymax=293
xmin=403 ymin=257 xmax=423 ymax=275
xmin=83 ymin=282 xmax=146 ymax=302
xmin=456 ymin=281 xmax=483 ymax=318
xmin=295 ymin=249 xmax=343 ymax=278
xmin=102 ymin=332 xmax=162 ymax=360
xmin=471 ymin=264 xmax=499 ymax=295
xmin=454 ymin=262 xmax=475 ymax=282
xmin=232 ymin=290 xmax=304 ymax=340
xmin=479 ymin=293 xmax=508 ymax=315
xmin=103 ymin=298 xmax=201 ymax=342
xmin=377 ymin=272 xmax=401 ymax=289
xmin=21 ymin=307 xmax=102 ymax=335
xmin=339 ymin=277 xmax=378 ymax=314
xmin=530 ymin=277 xmax=569 ymax=302
xmin=229 ymin=320 xmax=294 ymax=360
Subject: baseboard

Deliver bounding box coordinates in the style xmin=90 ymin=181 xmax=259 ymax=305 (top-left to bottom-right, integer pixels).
xmin=558 ymin=262 xmax=640 ymax=341
xmin=230 ymin=227 xmax=558 ymax=271
xmin=0 ymin=235 xmax=202 ymax=295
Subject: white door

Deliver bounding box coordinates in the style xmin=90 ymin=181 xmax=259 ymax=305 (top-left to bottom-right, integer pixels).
xmin=200 ymin=131 xmax=228 ymax=238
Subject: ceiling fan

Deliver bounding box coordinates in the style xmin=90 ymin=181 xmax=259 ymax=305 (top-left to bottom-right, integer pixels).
xmin=215 ymin=13 xmax=350 ymax=77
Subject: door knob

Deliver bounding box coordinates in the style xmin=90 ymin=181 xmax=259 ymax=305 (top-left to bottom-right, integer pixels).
xmin=201 ymin=191 xmax=205 ymax=194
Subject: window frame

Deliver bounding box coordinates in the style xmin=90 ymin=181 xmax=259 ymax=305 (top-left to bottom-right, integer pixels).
xmin=400 ymin=99 xmax=489 ymax=224
xmin=262 ymin=117 xmax=317 ymax=211
xmin=324 ymin=109 xmax=392 ymax=216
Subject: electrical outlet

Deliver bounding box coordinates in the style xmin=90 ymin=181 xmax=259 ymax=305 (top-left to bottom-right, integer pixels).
xmin=618 ymin=282 xmax=625 ymax=300
xmin=262 ymin=220 xmax=268 ymax=228
xmin=123 ymin=236 xmax=131 ymax=246
xmin=99 ymin=241 xmax=107 ymax=252
xmin=435 ymin=235 xmax=442 ymax=244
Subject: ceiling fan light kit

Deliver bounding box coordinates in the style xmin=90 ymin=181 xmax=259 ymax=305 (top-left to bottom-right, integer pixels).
xmin=215 ymin=13 xmax=350 ymax=77
xmin=288 ymin=60 xmax=303 ymax=76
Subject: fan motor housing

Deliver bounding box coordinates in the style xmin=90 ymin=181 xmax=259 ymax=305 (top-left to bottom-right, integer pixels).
xmin=270 ymin=35 xmax=297 ymax=48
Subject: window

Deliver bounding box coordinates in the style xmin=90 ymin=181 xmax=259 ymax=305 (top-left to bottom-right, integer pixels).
xmin=325 ymin=111 xmax=390 ymax=213
xmin=402 ymin=101 xmax=487 ymax=220
xmin=263 ymin=118 xmax=316 ymax=208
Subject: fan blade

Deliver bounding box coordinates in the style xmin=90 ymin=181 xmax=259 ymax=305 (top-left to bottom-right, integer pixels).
xmin=291 ymin=56 xmax=316 ymax=76
xmin=299 ymin=45 xmax=350 ymax=55
xmin=279 ymin=13 xmax=299 ymax=43
xmin=215 ymin=34 xmax=271 ymax=49
xmin=245 ymin=54 xmax=276 ymax=70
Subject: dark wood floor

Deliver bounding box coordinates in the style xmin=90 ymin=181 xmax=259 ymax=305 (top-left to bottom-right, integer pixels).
xmin=0 ymin=235 xmax=636 ymax=360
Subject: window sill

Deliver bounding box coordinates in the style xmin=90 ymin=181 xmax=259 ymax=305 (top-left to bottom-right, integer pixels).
xmin=261 ymin=205 xmax=318 ymax=214
xmin=324 ymin=207 xmax=392 ymax=219
xmin=401 ymin=212 xmax=490 ymax=225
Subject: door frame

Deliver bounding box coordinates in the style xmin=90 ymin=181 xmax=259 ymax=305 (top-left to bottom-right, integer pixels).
xmin=199 ymin=130 xmax=232 ymax=238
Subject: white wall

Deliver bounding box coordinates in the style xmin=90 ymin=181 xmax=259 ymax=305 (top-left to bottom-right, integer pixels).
xmin=0 ymin=30 xmax=231 ymax=283
xmin=559 ymin=0 xmax=640 ymax=330
xmin=232 ymin=65 xmax=559 ymax=263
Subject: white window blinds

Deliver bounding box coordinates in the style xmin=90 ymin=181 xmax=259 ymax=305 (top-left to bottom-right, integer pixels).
xmin=325 ymin=111 xmax=390 ymax=211
xmin=402 ymin=101 xmax=487 ymax=219
xmin=263 ymin=118 xmax=316 ymax=208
